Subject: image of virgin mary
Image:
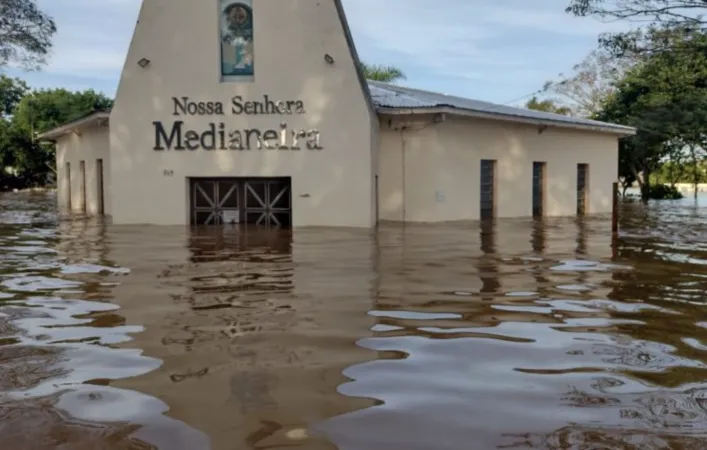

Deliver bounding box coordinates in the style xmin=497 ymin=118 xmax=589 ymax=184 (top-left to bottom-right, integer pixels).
xmin=220 ymin=2 xmax=254 ymax=77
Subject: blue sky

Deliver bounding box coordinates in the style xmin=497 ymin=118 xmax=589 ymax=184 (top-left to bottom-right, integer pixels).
xmin=2 ymin=0 xmax=630 ymax=105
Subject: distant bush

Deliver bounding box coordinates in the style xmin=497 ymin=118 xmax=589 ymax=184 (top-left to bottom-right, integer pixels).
xmin=647 ymin=184 xmax=684 ymax=200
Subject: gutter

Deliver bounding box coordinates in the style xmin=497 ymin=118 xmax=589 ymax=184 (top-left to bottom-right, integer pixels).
xmin=376 ymin=106 xmax=637 ymax=137
xmin=36 ymin=111 xmax=111 ymax=141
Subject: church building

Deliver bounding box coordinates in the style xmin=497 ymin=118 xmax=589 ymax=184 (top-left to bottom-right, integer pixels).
xmin=38 ymin=0 xmax=635 ymax=228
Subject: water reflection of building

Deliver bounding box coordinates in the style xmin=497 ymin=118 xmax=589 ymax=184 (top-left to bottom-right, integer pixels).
xmin=531 ymin=218 xmax=546 ymax=254
xmin=372 ymin=223 xmax=486 ymax=317
xmin=51 ymin=218 xmax=121 ymax=303
xmin=109 ymin=226 xmax=378 ymax=450
xmin=184 ymin=227 xmax=294 ymax=311
xmin=574 ymin=218 xmax=589 ymax=287
xmin=479 ymin=220 xmax=501 ymax=300
xmin=188 ymin=226 xmax=293 ymax=263
xmin=54 ymin=218 xmax=110 ymax=265
xmin=575 ymin=218 xmax=587 ymax=256
xmin=530 ymin=218 xmax=552 ymax=298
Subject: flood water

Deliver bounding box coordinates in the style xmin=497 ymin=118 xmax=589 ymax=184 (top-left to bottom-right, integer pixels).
xmin=1 ymin=191 xmax=707 ymax=449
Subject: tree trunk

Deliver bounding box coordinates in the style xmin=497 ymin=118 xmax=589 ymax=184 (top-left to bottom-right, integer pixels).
xmin=689 ymin=146 xmax=699 ymax=200
xmin=631 ymin=167 xmax=643 ymax=197
xmin=639 ymin=167 xmax=651 ymax=201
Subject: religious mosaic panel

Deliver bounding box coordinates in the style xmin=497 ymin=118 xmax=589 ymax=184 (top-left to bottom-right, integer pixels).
xmin=219 ymin=0 xmax=254 ymax=80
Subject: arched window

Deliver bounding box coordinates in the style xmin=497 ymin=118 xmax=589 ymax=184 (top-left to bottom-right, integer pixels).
xmin=219 ymin=0 xmax=254 ymax=80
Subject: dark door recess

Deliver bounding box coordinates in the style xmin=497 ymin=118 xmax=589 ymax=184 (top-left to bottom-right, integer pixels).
xmin=190 ymin=177 xmax=291 ymax=227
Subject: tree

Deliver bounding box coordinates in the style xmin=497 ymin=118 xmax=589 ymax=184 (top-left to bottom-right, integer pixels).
xmin=594 ymin=28 xmax=707 ymax=200
xmin=360 ymin=62 xmax=406 ymax=83
xmin=525 ymin=96 xmax=573 ymax=115
xmin=659 ymin=94 xmax=707 ymax=198
xmin=598 ymin=86 xmax=691 ymax=199
xmin=0 ymin=112 xmax=42 ymax=189
xmin=12 ymin=88 xmax=113 ymax=135
xmin=542 ymin=48 xmax=635 ymax=117
xmin=567 ymin=0 xmax=705 ymax=24
xmin=685 ymin=143 xmax=706 ymax=197
xmin=0 ymin=86 xmax=113 ymax=189
xmin=617 ymin=139 xmax=638 ymax=196
xmin=566 ymin=0 xmax=707 ymax=56
xmin=0 ymin=75 xmax=29 ymax=117
xmin=658 ymin=142 xmax=688 ymax=187
xmin=0 ymin=0 xmax=57 ymax=70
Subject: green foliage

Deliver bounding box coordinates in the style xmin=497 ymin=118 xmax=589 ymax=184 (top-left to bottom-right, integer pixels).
xmin=0 ymin=117 xmax=43 ymax=189
xmin=12 ymin=88 xmax=113 ymax=134
xmin=646 ymin=183 xmax=684 ymax=199
xmin=525 ymin=96 xmax=573 ymax=115
xmin=653 ymin=160 xmax=707 ymax=185
xmin=593 ymin=26 xmax=707 ymax=199
xmin=360 ymin=62 xmax=406 ymax=83
xmin=617 ymin=139 xmax=638 ymax=194
xmin=0 ymin=0 xmax=56 ymax=70
xmin=0 ymin=81 xmax=114 ymax=190
xmin=0 ymin=75 xmax=29 ymax=117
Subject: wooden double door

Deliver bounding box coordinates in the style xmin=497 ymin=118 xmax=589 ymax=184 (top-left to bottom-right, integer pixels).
xmin=190 ymin=177 xmax=291 ymax=227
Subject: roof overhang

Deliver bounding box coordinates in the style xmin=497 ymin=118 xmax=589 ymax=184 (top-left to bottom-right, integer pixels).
xmin=376 ymin=106 xmax=637 ymax=137
xmin=36 ymin=111 xmax=111 ymax=141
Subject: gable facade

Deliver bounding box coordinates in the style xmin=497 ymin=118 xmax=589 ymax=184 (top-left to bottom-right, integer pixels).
xmin=108 ymin=0 xmax=377 ymax=226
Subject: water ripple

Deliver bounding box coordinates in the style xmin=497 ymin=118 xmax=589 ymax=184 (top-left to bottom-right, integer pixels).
xmin=1 ymin=191 xmax=707 ymax=449
xmin=0 ymin=191 xmax=208 ymax=449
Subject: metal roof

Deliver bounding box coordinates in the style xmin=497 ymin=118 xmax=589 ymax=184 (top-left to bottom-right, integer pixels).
xmin=367 ymin=80 xmax=636 ymax=135
xmin=36 ymin=110 xmax=111 ymax=140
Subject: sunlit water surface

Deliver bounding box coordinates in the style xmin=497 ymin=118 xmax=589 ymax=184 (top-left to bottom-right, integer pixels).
xmin=1 ymin=191 xmax=707 ymax=449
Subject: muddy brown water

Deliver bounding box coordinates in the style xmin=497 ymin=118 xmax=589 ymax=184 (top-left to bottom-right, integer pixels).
xmin=1 ymin=191 xmax=707 ymax=449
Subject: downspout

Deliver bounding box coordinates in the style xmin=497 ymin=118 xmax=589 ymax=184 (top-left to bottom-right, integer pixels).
xmin=401 ymin=128 xmax=406 ymax=222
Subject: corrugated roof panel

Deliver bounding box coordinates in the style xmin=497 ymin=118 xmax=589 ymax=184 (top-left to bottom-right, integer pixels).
xmin=367 ymin=80 xmax=635 ymax=134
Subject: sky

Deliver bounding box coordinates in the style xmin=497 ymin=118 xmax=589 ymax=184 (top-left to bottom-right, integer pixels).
xmin=3 ymin=0 xmax=631 ymax=106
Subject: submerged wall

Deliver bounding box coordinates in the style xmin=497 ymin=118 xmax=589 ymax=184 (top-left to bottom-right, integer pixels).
xmin=378 ymin=114 xmax=619 ymax=222
xmin=109 ymin=0 xmax=376 ymax=226
xmin=55 ymin=125 xmax=111 ymax=216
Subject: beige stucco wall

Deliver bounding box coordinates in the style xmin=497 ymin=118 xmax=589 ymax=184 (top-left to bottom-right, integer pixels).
xmin=109 ymin=0 xmax=375 ymax=227
xmin=378 ymin=115 xmax=619 ymax=222
xmin=55 ymin=125 xmax=111 ymax=216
